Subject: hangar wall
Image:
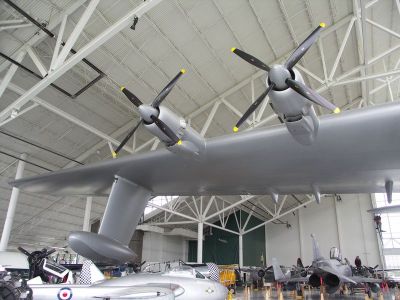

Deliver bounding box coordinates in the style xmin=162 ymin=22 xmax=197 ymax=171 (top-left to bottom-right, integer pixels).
xmin=265 ymin=194 xmax=381 ymax=268
xmin=141 ymin=231 xmax=188 ymax=264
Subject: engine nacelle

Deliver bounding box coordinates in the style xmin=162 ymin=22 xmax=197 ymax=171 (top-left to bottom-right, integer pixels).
xmin=324 ymin=273 xmax=340 ymax=294
xmin=144 ymin=106 xmax=205 ymax=157
xmin=268 ymin=68 xmax=319 ymax=145
xmin=309 ymin=273 xmax=321 ymax=287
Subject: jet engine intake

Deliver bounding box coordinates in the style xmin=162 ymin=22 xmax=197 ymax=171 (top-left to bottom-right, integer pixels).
xmin=324 ymin=273 xmax=340 ymax=294
xmin=309 ymin=273 xmax=321 ymax=287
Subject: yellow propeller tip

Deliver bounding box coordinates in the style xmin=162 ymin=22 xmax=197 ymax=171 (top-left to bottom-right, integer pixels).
xmin=177 ymin=140 xmax=183 ymax=145
xmin=233 ymin=126 xmax=239 ymax=132
xmin=319 ymin=22 xmax=326 ymax=28
xmin=120 ymin=86 xmax=125 ymax=91
xmin=231 ymin=47 xmax=236 ymax=52
xmin=112 ymin=151 xmax=117 ymax=158
xmin=181 ymin=69 xmax=186 ymax=74
xmin=333 ymin=107 xmax=341 ymax=114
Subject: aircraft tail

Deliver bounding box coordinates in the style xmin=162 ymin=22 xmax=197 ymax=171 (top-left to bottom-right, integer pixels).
xmin=78 ymin=260 xmax=105 ymax=285
xmin=272 ymin=257 xmax=286 ymax=281
xmin=206 ymin=263 xmax=220 ymax=282
xmin=311 ymin=234 xmax=323 ymax=261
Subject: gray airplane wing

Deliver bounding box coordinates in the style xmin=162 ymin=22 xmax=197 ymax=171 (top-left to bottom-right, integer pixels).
xmin=368 ymin=205 xmax=400 ymax=214
xmin=10 ymin=102 xmax=400 ymax=196
xmin=347 ymin=276 xmax=382 ymax=284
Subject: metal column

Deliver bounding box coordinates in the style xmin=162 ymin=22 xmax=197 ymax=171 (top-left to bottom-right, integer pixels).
xmin=0 ymin=153 xmax=26 ymax=250
xmin=239 ymin=234 xmax=243 ymax=268
xmin=82 ymin=196 xmax=93 ymax=232
xmin=197 ymin=222 xmax=203 ymax=263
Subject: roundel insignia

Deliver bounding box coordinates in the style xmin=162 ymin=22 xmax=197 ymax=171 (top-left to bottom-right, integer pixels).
xmin=58 ymin=287 xmax=73 ymax=300
xmin=206 ymin=287 xmax=214 ymax=294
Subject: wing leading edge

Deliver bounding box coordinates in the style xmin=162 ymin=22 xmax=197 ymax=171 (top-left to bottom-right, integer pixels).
xmin=10 ymin=102 xmax=400 ymax=197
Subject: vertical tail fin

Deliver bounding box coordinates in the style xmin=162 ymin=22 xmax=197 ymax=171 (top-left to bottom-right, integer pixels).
xmin=206 ymin=263 xmax=220 ymax=282
xmin=78 ymin=260 xmax=105 ymax=285
xmin=311 ymin=234 xmax=323 ymax=261
xmin=272 ymin=257 xmax=286 ymax=281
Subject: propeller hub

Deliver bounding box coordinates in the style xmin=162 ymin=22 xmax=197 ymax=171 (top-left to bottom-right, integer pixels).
xmin=139 ymin=105 xmax=159 ymax=123
xmin=268 ymin=65 xmax=291 ymax=90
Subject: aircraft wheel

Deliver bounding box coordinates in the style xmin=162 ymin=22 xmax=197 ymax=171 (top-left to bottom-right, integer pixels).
xmin=20 ymin=286 xmax=32 ymax=300
xmin=0 ymin=280 xmax=20 ymax=300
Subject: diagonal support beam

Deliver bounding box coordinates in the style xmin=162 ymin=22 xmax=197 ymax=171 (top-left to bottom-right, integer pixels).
xmin=3 ymin=81 xmax=134 ymax=154
xmin=0 ymin=50 xmax=26 ymax=98
xmin=244 ymin=198 xmax=316 ymax=235
xmin=0 ymin=0 xmax=163 ymax=123
xmin=54 ymin=0 xmax=100 ymax=69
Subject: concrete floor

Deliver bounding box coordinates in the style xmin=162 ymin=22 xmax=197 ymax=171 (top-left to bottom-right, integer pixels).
xmin=232 ymin=288 xmax=399 ymax=299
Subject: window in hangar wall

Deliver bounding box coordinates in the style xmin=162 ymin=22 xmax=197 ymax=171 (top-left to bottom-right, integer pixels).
xmin=374 ymin=193 xmax=400 ymax=269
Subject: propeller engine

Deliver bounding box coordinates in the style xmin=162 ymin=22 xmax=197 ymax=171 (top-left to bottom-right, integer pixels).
xmin=113 ymin=69 xmax=205 ymax=157
xmin=231 ymin=23 xmax=340 ymax=145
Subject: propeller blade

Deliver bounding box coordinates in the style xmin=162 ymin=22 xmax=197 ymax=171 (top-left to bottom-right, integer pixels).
xmin=286 ymin=78 xmax=340 ymax=113
xmin=231 ymin=48 xmax=270 ymax=72
xmin=18 ymin=246 xmax=32 ymax=258
xmin=152 ymin=69 xmax=186 ymax=108
xmin=150 ymin=115 xmax=181 ymax=145
xmin=285 ymin=23 xmax=326 ymax=70
xmin=234 ymin=83 xmax=275 ymax=131
xmin=113 ymin=120 xmax=142 ymax=157
xmin=42 ymin=248 xmax=56 ymax=258
xmin=121 ymin=87 xmax=143 ymax=107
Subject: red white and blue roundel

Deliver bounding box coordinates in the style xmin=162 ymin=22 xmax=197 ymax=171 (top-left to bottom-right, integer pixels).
xmin=57 ymin=287 xmax=73 ymax=300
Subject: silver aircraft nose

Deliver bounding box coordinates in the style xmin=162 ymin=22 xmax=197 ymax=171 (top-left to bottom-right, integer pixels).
xmin=214 ymin=282 xmax=228 ymax=299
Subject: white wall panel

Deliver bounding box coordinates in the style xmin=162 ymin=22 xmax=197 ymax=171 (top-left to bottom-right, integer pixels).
xmin=265 ymin=194 xmax=381 ymax=268
xmin=142 ymin=231 xmax=188 ymax=263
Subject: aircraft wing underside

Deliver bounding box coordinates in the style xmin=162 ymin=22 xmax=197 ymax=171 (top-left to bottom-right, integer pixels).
xmin=10 ymin=102 xmax=400 ymax=197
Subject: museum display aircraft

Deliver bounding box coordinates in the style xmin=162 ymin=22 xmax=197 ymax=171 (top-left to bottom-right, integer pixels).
xmin=28 ymin=260 xmax=227 ymax=300
xmin=272 ymin=235 xmax=381 ymax=294
xmin=9 ymin=23 xmax=400 ymax=263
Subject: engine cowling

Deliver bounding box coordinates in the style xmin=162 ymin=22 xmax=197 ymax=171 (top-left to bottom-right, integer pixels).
xmin=144 ymin=106 xmax=205 ymax=157
xmin=268 ymin=68 xmax=319 ymax=145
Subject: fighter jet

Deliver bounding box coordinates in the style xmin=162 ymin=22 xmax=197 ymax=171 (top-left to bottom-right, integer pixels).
xmin=279 ymin=234 xmax=381 ymax=294
xmin=28 ymin=260 xmax=228 ymax=300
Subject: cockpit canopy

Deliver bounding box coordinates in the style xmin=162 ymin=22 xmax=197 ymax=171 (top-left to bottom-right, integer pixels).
xmin=330 ymin=247 xmax=342 ymax=261
xmin=163 ymin=266 xmax=206 ymax=279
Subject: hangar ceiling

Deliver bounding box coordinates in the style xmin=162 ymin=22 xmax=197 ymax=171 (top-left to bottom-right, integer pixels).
xmin=0 ymin=0 xmax=399 ymax=248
